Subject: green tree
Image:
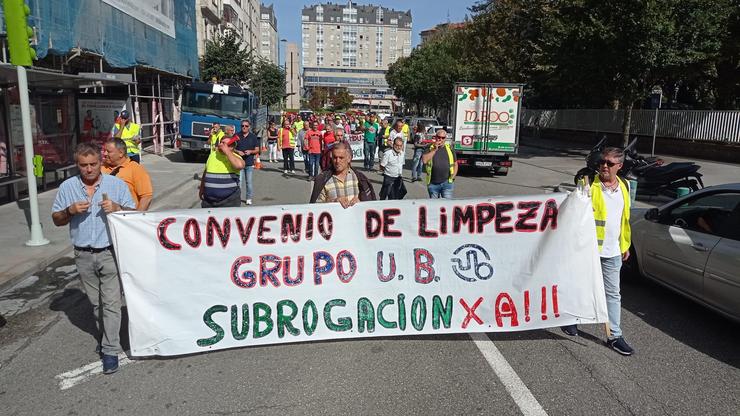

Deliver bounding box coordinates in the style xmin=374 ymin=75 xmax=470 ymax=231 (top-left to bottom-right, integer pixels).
xmin=200 ymin=31 xmax=255 ymax=83
xmin=331 ymin=89 xmax=354 ymax=110
xmin=251 ymin=58 xmax=286 ymax=107
xmin=308 ymin=88 xmax=329 ymax=111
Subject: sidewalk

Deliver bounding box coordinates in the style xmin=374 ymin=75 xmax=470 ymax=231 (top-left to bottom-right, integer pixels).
xmin=0 ymin=149 xmax=203 ymax=292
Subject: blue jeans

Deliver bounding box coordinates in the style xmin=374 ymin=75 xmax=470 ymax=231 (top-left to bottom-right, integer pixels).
xmin=412 ymin=148 xmax=424 ymax=179
xmin=308 ymin=153 xmax=321 ymax=178
xmin=427 ymin=181 xmax=454 ymax=199
xmin=601 ymin=255 xmax=624 ymax=339
xmin=364 ymin=141 xmax=377 ymax=169
xmin=240 ymin=165 xmax=254 ymax=200
xmin=302 ymin=150 xmax=310 ymax=172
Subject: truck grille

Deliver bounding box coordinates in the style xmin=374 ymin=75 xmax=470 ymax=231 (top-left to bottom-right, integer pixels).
xmin=191 ymin=122 xmax=212 ymax=138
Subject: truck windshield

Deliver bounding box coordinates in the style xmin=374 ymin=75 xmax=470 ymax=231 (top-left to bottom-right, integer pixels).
xmin=182 ymin=90 xmax=251 ymax=118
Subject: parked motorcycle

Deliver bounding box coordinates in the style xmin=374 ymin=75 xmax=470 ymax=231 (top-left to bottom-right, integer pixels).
xmin=574 ymin=136 xmax=704 ymax=198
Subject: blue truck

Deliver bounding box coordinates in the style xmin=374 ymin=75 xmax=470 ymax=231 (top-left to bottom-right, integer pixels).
xmin=177 ymin=82 xmax=259 ymax=162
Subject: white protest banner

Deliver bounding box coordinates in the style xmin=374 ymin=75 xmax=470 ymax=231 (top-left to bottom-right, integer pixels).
xmin=278 ymin=133 xmax=375 ymax=161
xmin=108 ymin=192 xmax=607 ymax=357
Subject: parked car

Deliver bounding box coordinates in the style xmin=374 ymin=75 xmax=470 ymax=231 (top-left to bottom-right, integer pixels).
xmin=422 ymin=125 xmax=453 ymax=145
xmin=628 ymin=183 xmax=740 ymax=322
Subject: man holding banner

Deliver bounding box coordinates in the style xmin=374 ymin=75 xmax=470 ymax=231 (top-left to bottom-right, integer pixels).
xmin=562 ymin=147 xmax=634 ymax=356
xmin=310 ymin=141 xmax=376 ymax=207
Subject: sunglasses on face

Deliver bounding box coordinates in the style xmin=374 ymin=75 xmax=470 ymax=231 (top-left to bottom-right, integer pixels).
xmin=242 ymin=124 xmax=250 ymax=128
xmin=598 ymin=159 xmax=619 ymax=167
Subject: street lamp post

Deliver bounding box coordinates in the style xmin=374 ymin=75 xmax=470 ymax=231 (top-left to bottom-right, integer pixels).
xmin=280 ymin=38 xmax=287 ymax=109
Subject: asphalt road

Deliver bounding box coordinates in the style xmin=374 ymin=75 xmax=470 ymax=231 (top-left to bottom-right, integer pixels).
xmin=1 ymin=145 xmax=738 ymax=415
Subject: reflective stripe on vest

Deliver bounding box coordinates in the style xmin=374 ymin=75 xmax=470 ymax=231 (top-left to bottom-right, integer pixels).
xmin=279 ymin=128 xmax=296 ymax=147
xmin=120 ymin=123 xmax=141 ymax=155
xmin=591 ymin=176 xmax=632 ymax=253
xmin=425 ymin=143 xmax=455 ymax=184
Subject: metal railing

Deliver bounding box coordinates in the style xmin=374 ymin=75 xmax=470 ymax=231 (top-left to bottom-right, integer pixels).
xmin=521 ymin=109 xmax=740 ymax=144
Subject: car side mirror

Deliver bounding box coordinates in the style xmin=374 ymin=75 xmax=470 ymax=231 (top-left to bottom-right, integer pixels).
xmin=645 ymin=208 xmax=660 ymax=221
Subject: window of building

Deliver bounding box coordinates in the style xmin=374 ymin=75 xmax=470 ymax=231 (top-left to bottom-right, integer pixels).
xmin=390 ymin=18 xmax=398 ymax=24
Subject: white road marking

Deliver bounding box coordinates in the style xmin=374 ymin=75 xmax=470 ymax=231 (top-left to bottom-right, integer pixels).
xmin=55 ymin=353 xmax=136 ymax=390
xmin=469 ymin=333 xmax=548 ymax=416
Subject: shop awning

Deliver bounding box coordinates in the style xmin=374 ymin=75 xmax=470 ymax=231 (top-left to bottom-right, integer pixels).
xmin=0 ymin=64 xmax=132 ymax=89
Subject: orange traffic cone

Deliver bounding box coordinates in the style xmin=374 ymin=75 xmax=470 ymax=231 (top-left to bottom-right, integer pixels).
xmin=254 ymin=156 xmax=262 ymax=170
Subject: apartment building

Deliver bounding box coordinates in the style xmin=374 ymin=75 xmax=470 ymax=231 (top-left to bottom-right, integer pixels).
xmin=301 ymin=2 xmax=412 ymax=105
xmin=260 ymin=4 xmax=279 ymax=65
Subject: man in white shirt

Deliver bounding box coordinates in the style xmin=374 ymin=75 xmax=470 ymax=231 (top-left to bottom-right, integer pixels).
xmin=379 ymin=138 xmax=406 ymax=200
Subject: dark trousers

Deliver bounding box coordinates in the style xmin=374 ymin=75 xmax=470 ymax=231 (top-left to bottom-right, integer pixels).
xmin=282 ymin=148 xmax=295 ymax=171
xmin=201 ymin=191 xmax=241 ymax=208
xmin=129 ymin=154 xmax=140 ymax=163
xmin=364 ymin=141 xmax=377 ymax=169
xmin=379 ymin=175 xmax=405 ymax=200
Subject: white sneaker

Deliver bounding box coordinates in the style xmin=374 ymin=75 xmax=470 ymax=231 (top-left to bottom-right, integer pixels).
xmin=246 ymin=199 xmax=252 ymax=205
xmin=290 ymin=170 xmax=295 ymax=174
xmin=284 ymin=170 xmax=288 ymax=174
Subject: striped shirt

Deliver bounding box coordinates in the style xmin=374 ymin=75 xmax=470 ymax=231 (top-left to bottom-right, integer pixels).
xmin=318 ymin=169 xmax=360 ymax=203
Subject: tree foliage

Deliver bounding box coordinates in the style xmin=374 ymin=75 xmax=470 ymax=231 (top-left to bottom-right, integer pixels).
xmin=200 ymin=31 xmax=254 ymax=84
xmin=331 ymin=89 xmax=354 ymax=110
xmin=387 ymin=0 xmax=737 ymax=143
xmin=308 ymin=88 xmax=329 ymax=112
xmin=251 ymin=58 xmax=286 ymax=107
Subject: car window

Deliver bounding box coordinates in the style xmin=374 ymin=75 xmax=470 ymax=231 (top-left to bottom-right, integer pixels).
xmin=662 ymin=192 xmax=740 ymax=239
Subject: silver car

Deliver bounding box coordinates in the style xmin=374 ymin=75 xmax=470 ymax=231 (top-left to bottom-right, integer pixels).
xmin=629 ymin=183 xmax=740 ymax=322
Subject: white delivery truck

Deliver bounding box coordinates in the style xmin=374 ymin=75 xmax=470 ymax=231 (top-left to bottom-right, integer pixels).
xmin=451 ymin=83 xmax=523 ymax=175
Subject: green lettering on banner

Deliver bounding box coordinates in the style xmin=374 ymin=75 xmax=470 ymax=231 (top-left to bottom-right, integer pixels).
xmin=231 ymin=304 xmax=250 ymax=340
xmin=411 ymin=296 xmax=427 ymax=331
xmin=432 ymin=295 xmax=453 ymax=329
xmin=357 ymin=297 xmax=376 ymax=333
xmin=253 ymin=302 xmax=274 ymax=339
xmin=277 ymin=300 xmax=300 ymax=338
xmin=377 ymin=299 xmax=397 ymax=329
xmin=196 ymin=305 xmax=227 ymax=347
xmin=324 ymin=299 xmax=353 ymax=332
xmin=398 ymin=294 xmax=407 ymax=331
xmin=302 ymin=300 xmax=319 ymax=336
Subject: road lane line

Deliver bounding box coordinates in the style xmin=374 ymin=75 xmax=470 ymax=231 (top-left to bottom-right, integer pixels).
xmin=55 ymin=353 xmax=136 ymax=390
xmin=469 ymin=333 xmax=548 ymax=416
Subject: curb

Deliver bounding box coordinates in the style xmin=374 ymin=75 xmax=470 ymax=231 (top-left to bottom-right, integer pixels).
xmin=0 ymin=175 xmax=199 ymax=294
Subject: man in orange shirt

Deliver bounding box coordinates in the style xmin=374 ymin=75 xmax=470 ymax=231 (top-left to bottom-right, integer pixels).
xmin=102 ymin=138 xmax=153 ymax=210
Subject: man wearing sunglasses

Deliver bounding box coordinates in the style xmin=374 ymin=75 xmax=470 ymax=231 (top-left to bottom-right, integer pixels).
xmin=235 ymin=120 xmax=260 ymax=205
xmin=421 ymin=129 xmax=458 ymax=199
xmin=562 ymin=147 xmax=634 ymax=356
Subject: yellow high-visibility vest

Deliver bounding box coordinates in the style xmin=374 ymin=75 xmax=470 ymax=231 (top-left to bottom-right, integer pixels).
xmin=425 ymin=143 xmax=455 ymax=184
xmin=591 ymin=176 xmax=631 ymax=253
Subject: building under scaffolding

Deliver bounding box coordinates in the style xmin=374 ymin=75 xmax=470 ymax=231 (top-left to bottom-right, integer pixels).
xmin=0 ymin=0 xmax=198 ymax=202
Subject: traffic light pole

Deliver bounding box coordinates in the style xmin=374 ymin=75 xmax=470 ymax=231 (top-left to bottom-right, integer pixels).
xmin=17 ymin=65 xmax=49 ymax=246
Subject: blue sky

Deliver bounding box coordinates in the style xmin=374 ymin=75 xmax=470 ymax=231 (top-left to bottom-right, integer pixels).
xmin=271 ymin=0 xmax=478 ymax=63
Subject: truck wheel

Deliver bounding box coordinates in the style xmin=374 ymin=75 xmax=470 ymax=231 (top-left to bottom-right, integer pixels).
xmin=494 ymin=167 xmax=509 ymax=176
xmin=181 ymin=149 xmax=197 ymax=163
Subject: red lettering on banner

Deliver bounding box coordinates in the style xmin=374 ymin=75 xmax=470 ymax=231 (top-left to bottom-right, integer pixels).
xmin=259 ymin=254 xmax=281 ymax=287
xmin=475 ymin=203 xmax=496 ymax=234
xmin=541 ymin=286 xmax=548 ymax=320
xmin=495 ymin=202 xmax=514 ymax=233
xmin=280 ymin=214 xmax=302 ymax=243
xmin=365 ymin=209 xmax=382 ymax=239
xmin=382 ymin=208 xmax=402 ymax=237
xmin=460 ymin=297 xmax=484 ymax=329
xmin=523 ymin=290 xmax=531 ymax=322
xmin=157 ymin=217 xmax=181 ymax=250
xmin=206 ymin=216 xmax=231 ymax=248
xmin=453 ymin=205 xmax=475 ymax=234
xmin=317 ymin=212 xmax=333 ymax=241
xmin=552 ymin=285 xmax=560 ymax=318
xmin=305 ymin=212 xmax=314 ymax=241
xmin=540 ymin=199 xmax=559 ymax=231
xmin=414 ymin=248 xmax=436 ymax=284
xmin=418 ymin=206 xmax=438 ymax=237
xmin=235 ymin=217 xmax=255 ymax=245
xmin=183 ymin=218 xmax=201 ymax=248
xmin=515 ymin=201 xmax=541 ymax=232
xmin=495 ymin=292 xmax=519 ymax=327
xmin=231 ymin=256 xmax=256 ymax=288
xmin=283 ymin=256 xmax=304 ymax=286
xmin=257 ymin=216 xmax=277 ymax=245
xmin=377 ymin=251 xmax=397 ymax=282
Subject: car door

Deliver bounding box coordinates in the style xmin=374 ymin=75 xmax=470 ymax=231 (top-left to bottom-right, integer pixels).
xmin=702 ymin=201 xmax=740 ymax=321
xmin=639 ymin=193 xmax=736 ymax=296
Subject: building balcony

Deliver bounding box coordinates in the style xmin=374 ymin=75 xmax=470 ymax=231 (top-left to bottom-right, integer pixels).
xmin=200 ymin=0 xmax=221 ymax=23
